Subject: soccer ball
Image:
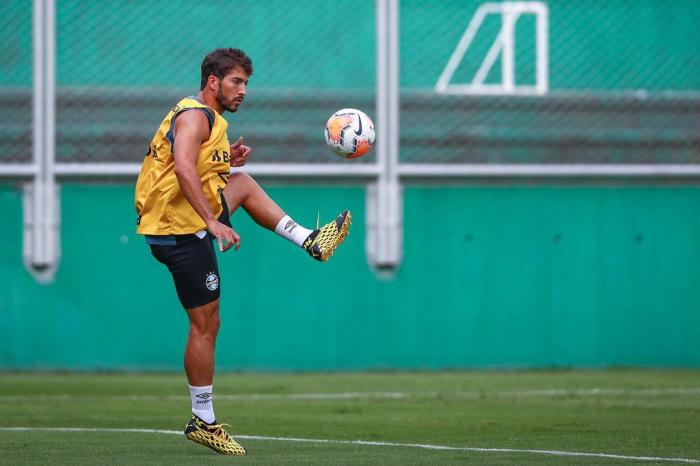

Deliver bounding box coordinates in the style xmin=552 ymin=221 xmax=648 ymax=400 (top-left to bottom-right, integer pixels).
xmin=324 ymin=108 xmax=376 ymax=159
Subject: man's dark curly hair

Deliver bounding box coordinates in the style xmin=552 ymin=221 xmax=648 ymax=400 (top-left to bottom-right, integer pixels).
xmin=200 ymin=48 xmax=253 ymax=90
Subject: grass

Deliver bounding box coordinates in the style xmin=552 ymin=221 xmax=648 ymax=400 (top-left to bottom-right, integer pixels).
xmin=1 ymin=370 xmax=699 ymax=464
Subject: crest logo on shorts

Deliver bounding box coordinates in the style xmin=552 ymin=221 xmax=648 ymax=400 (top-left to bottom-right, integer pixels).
xmin=205 ymin=272 xmax=219 ymax=291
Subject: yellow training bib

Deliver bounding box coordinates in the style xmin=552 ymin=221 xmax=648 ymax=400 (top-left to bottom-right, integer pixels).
xmin=134 ymin=96 xmax=231 ymax=235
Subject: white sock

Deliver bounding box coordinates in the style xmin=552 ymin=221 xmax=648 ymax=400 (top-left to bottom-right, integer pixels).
xmin=274 ymin=215 xmax=313 ymax=247
xmin=189 ymin=384 xmax=215 ymax=424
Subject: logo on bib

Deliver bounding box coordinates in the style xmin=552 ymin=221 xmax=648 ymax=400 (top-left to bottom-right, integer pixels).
xmin=205 ymin=272 xmax=219 ymax=291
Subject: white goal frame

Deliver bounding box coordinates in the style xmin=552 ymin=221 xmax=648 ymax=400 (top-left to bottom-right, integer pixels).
xmin=435 ymin=2 xmax=549 ymax=96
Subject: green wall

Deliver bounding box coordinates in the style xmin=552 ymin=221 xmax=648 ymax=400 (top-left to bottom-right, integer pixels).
xmin=1 ymin=184 xmax=698 ymax=370
xmin=1 ymin=1 xmax=698 ymax=370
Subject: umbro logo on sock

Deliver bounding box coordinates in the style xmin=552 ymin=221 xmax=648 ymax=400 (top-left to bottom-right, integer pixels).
xmin=196 ymin=392 xmax=213 ymax=404
xmin=284 ymin=220 xmax=297 ymax=233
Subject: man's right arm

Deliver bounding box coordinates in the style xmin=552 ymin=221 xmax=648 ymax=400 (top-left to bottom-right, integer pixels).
xmin=172 ymin=110 xmax=240 ymax=252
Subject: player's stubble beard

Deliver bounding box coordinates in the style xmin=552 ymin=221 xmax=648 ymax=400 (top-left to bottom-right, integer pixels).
xmin=216 ymin=85 xmax=239 ymax=113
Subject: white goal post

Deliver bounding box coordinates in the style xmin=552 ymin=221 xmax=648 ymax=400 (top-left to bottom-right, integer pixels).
xmin=435 ymin=1 xmax=549 ymax=95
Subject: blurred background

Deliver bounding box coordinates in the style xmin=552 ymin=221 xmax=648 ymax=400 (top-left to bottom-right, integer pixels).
xmin=1 ymin=0 xmax=699 ymax=371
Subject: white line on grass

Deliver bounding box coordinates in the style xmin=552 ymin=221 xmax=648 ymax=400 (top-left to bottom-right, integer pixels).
xmin=216 ymin=391 xmax=409 ymax=400
xmin=1 ymin=388 xmax=699 ymax=402
xmin=1 ymin=427 xmax=697 ymax=464
xmin=0 ymin=392 xmax=409 ymax=402
xmin=497 ymin=388 xmax=700 ymax=397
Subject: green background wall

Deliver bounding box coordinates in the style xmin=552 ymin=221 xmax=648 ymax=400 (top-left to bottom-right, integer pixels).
xmin=1 ymin=1 xmax=699 ymax=369
xmin=1 ymin=184 xmax=698 ymax=370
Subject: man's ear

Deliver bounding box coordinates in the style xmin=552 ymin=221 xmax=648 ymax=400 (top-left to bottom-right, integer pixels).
xmin=207 ymin=75 xmax=218 ymax=91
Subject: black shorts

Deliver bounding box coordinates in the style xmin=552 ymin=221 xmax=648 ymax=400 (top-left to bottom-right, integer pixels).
xmin=149 ymin=233 xmax=220 ymax=309
xmin=148 ymin=196 xmax=231 ymax=309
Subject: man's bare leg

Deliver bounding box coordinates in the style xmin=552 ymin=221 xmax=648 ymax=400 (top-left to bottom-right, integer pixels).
xmin=222 ymin=172 xmax=285 ymax=230
xmin=185 ymin=299 xmax=220 ymax=385
xmin=184 ymin=299 xmax=220 ymax=423
xmin=222 ymin=171 xmax=352 ymax=261
xmin=182 ymin=298 xmax=247 ymax=455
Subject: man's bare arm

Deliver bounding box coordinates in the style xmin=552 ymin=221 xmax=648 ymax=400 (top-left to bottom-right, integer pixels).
xmin=172 ymin=110 xmax=240 ymax=251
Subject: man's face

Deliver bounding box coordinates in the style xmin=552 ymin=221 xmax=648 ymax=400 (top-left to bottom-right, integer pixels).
xmin=214 ymin=66 xmax=249 ymax=113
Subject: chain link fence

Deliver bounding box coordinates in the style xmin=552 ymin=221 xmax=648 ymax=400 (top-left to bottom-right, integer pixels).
xmin=56 ymin=0 xmax=377 ymax=165
xmin=1 ymin=0 xmax=699 ymax=169
xmin=402 ymin=0 xmax=700 ymax=165
xmin=0 ymin=0 xmax=32 ymax=164
xmin=1 ymin=0 xmax=377 ymax=167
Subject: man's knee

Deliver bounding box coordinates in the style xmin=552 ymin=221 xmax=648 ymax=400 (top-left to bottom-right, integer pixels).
xmin=228 ymin=172 xmax=261 ymax=196
xmin=229 ymin=171 xmax=254 ymax=185
xmin=190 ymin=319 xmax=220 ymax=342
xmin=209 ymin=312 xmax=221 ymax=336
xmin=187 ymin=300 xmax=221 ymax=339
xmin=223 ymin=172 xmax=262 ymax=213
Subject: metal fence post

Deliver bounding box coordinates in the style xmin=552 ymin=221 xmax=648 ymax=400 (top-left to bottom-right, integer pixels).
xmin=368 ymin=0 xmax=402 ymax=272
xmin=25 ymin=0 xmax=59 ymax=283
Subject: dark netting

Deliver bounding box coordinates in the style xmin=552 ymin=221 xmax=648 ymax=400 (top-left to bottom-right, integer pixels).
xmin=52 ymin=0 xmax=376 ymax=165
xmin=3 ymin=1 xmax=699 ymax=169
xmin=401 ymin=0 xmax=700 ymax=165
xmin=0 ymin=1 xmax=32 ymax=163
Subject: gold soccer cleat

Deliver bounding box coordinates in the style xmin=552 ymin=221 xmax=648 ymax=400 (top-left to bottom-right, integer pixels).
xmin=302 ymin=210 xmax=352 ymax=262
xmin=184 ymin=414 xmax=246 ymax=455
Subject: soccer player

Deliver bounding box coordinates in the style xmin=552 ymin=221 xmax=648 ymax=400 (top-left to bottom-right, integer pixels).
xmin=134 ymin=48 xmax=351 ymax=455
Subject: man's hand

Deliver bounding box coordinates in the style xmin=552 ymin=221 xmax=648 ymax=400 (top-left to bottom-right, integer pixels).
xmin=206 ymin=219 xmax=241 ymax=252
xmin=230 ymin=137 xmax=252 ymax=167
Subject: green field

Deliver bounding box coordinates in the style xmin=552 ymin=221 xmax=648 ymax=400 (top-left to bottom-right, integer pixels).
xmin=1 ymin=371 xmax=699 ymax=465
